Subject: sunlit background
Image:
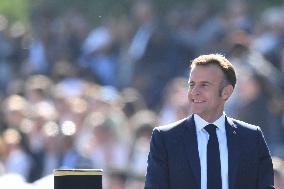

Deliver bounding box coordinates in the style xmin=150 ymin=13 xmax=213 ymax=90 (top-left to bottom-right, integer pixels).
xmin=0 ymin=0 xmax=284 ymax=188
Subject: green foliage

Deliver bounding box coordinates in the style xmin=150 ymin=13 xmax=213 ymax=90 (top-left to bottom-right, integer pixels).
xmin=0 ymin=0 xmax=29 ymax=25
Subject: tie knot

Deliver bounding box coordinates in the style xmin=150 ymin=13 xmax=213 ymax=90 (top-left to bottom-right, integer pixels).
xmin=204 ymin=124 xmax=217 ymax=136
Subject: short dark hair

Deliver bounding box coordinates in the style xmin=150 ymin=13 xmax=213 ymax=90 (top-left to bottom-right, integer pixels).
xmin=190 ymin=54 xmax=237 ymax=88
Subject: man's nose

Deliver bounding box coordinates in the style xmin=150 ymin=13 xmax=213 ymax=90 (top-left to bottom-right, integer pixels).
xmin=190 ymin=85 xmax=200 ymax=95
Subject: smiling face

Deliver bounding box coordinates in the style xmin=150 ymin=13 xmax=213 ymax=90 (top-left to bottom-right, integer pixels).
xmin=188 ymin=64 xmax=233 ymax=122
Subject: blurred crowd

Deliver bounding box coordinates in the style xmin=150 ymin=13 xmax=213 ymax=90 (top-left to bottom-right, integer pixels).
xmin=0 ymin=0 xmax=284 ymax=188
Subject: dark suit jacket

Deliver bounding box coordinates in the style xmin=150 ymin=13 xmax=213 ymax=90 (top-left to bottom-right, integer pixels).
xmin=144 ymin=115 xmax=274 ymax=189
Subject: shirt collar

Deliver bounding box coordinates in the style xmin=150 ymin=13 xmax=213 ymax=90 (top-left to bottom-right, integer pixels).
xmin=194 ymin=113 xmax=226 ymax=133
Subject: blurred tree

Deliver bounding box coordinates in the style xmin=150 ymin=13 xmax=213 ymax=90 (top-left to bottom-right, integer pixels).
xmin=29 ymin=0 xmax=133 ymax=25
xmin=0 ymin=0 xmax=29 ymax=25
xmin=1 ymin=0 xmax=283 ymax=27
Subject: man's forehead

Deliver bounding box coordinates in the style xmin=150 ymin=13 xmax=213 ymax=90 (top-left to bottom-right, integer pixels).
xmin=190 ymin=64 xmax=223 ymax=75
xmin=189 ymin=64 xmax=224 ymax=82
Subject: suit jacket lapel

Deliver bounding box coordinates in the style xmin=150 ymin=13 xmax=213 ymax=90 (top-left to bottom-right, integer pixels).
xmin=181 ymin=115 xmax=201 ymax=189
xmin=226 ymin=116 xmax=242 ymax=189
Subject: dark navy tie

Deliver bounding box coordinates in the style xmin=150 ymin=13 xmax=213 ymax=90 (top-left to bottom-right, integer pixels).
xmin=205 ymin=124 xmax=222 ymax=189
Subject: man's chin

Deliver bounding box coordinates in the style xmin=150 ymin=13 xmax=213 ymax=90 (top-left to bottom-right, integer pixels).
xmin=190 ymin=107 xmax=204 ymax=115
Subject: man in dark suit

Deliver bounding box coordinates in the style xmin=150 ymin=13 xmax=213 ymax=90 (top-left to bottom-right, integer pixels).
xmin=144 ymin=54 xmax=274 ymax=189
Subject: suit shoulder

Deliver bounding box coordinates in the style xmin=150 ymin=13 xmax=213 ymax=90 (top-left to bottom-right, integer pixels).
xmin=155 ymin=117 xmax=188 ymax=132
xmin=230 ymin=117 xmax=260 ymax=131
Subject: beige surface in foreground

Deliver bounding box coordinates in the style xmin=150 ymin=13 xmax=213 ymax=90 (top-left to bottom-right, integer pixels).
xmin=54 ymin=169 xmax=103 ymax=176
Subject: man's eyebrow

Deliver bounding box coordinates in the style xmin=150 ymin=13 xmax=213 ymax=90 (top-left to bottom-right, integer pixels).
xmin=189 ymin=81 xmax=212 ymax=84
xmin=200 ymin=81 xmax=212 ymax=84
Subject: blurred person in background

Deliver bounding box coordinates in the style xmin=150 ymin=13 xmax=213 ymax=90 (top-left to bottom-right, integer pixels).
xmin=40 ymin=121 xmax=61 ymax=177
xmin=80 ymin=26 xmax=118 ymax=86
xmin=127 ymin=110 xmax=157 ymax=175
xmin=128 ymin=0 xmax=181 ymax=110
xmin=87 ymin=85 xmax=129 ymax=143
xmin=58 ymin=123 xmax=92 ymax=169
xmin=51 ymin=75 xmax=88 ymax=124
xmin=0 ymin=15 xmax=14 ymax=97
xmin=1 ymin=95 xmax=32 ymax=172
xmin=104 ymin=170 xmax=127 ymax=189
xmin=225 ymin=31 xmax=284 ymax=158
xmin=165 ymin=6 xmax=198 ymax=77
xmin=159 ymin=77 xmax=190 ymax=125
xmin=64 ymin=96 xmax=89 ymax=133
xmin=109 ymin=16 xmax=135 ymax=89
xmin=120 ymin=87 xmax=147 ymax=119
xmin=272 ymin=156 xmax=284 ymax=189
xmin=125 ymin=109 xmax=158 ymax=189
xmin=252 ymin=6 xmax=284 ymax=70
xmin=1 ymin=128 xmax=31 ymax=180
xmin=85 ymin=112 xmax=128 ymax=170
xmin=228 ymin=68 xmax=284 ymax=158
xmin=0 ymin=136 xmax=6 ymax=176
xmin=2 ymin=94 xmax=29 ymax=131
xmin=24 ymin=74 xmax=53 ymax=104
xmin=25 ymin=98 xmax=59 ymax=182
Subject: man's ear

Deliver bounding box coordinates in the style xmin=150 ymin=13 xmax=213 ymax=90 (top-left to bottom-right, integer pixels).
xmin=221 ymin=85 xmax=234 ymax=101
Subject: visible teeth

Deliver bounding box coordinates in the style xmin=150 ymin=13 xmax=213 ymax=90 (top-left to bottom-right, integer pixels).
xmin=193 ymin=100 xmax=203 ymax=103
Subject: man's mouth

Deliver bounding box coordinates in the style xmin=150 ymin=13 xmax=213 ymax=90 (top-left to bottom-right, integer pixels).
xmin=192 ymin=99 xmax=205 ymax=103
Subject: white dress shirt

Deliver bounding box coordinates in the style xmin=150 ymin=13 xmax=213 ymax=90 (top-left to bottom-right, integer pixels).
xmin=194 ymin=113 xmax=228 ymax=189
